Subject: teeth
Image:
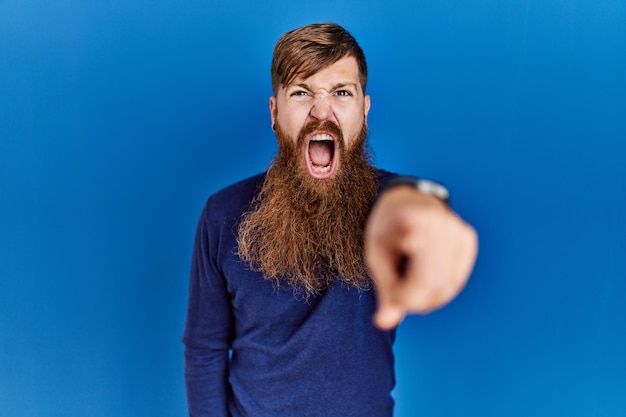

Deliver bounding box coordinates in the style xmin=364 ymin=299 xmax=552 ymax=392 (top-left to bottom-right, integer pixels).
xmin=312 ymin=165 xmax=331 ymax=173
xmin=310 ymin=134 xmax=333 ymax=141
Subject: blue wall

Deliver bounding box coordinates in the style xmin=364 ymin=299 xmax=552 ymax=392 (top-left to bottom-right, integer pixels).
xmin=1 ymin=1 xmax=624 ymax=416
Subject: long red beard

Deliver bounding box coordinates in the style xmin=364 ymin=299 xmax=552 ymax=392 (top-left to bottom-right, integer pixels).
xmin=237 ymin=121 xmax=379 ymax=297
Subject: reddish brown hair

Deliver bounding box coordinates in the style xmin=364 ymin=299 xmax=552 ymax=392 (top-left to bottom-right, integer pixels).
xmin=271 ymin=23 xmax=368 ymax=94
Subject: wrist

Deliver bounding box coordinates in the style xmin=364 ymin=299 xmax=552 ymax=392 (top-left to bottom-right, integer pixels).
xmin=382 ymin=176 xmax=450 ymax=206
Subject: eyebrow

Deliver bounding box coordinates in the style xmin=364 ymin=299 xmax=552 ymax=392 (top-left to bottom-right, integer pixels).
xmin=290 ymin=82 xmax=358 ymax=92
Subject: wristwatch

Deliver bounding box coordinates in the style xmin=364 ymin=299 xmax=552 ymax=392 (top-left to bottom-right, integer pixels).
xmin=383 ymin=176 xmax=450 ymax=206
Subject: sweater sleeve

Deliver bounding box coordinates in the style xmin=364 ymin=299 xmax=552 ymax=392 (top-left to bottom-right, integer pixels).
xmin=183 ymin=202 xmax=234 ymax=417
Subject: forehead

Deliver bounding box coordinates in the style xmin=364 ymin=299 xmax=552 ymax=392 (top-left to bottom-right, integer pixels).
xmin=287 ymin=56 xmax=362 ymax=89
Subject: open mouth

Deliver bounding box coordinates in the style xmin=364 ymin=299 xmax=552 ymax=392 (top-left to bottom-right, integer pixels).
xmin=306 ymin=133 xmax=338 ymax=179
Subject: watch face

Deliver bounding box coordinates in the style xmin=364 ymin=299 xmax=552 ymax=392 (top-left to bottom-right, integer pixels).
xmin=417 ymin=180 xmax=450 ymax=201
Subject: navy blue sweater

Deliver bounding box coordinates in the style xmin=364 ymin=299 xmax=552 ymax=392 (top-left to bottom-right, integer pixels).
xmin=183 ymin=170 xmax=398 ymax=417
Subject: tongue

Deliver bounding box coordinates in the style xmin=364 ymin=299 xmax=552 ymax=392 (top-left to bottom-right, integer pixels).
xmin=309 ymin=141 xmax=333 ymax=167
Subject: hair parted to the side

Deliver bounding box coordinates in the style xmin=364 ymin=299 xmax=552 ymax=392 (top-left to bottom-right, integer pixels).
xmin=271 ymin=23 xmax=368 ymax=94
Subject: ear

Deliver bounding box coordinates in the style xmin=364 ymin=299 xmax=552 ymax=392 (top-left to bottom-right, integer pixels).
xmin=269 ymin=96 xmax=277 ymax=131
xmin=364 ymin=94 xmax=371 ymax=124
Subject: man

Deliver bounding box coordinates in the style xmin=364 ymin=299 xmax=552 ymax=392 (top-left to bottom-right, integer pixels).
xmin=184 ymin=23 xmax=477 ymax=416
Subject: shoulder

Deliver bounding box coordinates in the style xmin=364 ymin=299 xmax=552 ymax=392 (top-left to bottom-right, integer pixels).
xmin=208 ymin=173 xmax=265 ymax=207
xmin=200 ymin=172 xmax=266 ymax=226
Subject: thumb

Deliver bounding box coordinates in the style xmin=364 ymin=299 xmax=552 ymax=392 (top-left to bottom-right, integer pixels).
xmin=374 ymin=303 xmax=406 ymax=330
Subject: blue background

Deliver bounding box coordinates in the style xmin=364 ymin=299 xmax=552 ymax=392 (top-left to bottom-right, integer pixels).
xmin=1 ymin=1 xmax=624 ymax=416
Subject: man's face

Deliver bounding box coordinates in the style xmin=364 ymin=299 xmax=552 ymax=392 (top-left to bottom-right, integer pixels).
xmin=269 ymin=56 xmax=371 ymax=180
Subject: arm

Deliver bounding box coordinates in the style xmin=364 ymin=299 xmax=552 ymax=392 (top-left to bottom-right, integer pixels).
xmin=183 ymin=208 xmax=233 ymax=416
xmin=364 ymin=182 xmax=478 ymax=330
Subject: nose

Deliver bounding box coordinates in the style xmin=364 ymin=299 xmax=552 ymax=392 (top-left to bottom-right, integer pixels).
xmin=309 ymin=95 xmax=334 ymax=122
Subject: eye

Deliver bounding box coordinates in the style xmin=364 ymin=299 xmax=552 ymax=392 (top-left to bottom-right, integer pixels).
xmin=335 ymin=90 xmax=352 ymax=97
xmin=290 ymin=90 xmax=309 ymax=97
